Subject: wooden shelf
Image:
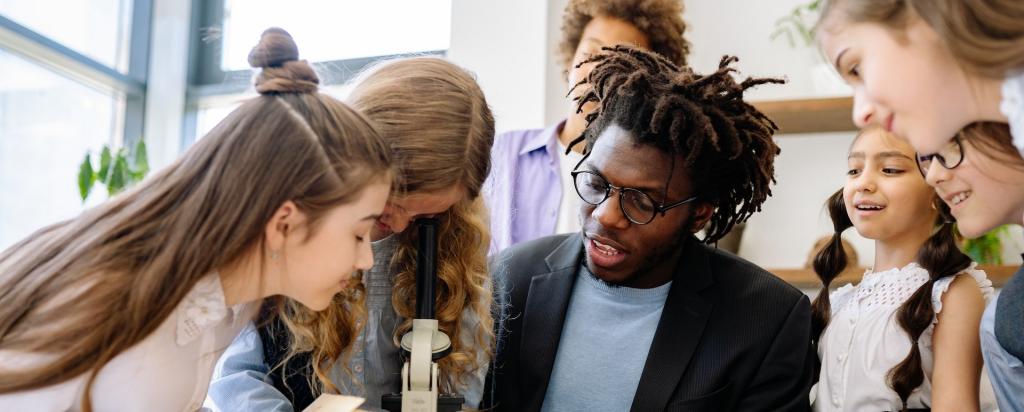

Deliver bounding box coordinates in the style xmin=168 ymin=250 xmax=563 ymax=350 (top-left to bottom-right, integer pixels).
xmin=772 ymin=264 xmax=1018 ymax=289
xmin=752 ymin=96 xmax=856 ymax=135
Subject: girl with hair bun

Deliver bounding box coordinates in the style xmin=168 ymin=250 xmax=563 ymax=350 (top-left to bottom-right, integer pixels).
xmin=0 ymin=27 xmax=393 ymax=411
xmin=207 ymin=50 xmax=496 ymax=411
xmin=811 ymin=127 xmax=995 ymax=411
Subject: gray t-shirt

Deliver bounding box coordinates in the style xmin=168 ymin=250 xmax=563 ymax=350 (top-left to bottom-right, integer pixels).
xmin=541 ymin=266 xmax=672 ymax=412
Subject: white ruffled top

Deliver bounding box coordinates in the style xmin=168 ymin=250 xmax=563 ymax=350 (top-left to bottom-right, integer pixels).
xmin=1002 ymin=70 xmax=1024 ymax=154
xmin=811 ymin=262 xmax=995 ymax=411
xmin=0 ymin=274 xmax=258 ymax=412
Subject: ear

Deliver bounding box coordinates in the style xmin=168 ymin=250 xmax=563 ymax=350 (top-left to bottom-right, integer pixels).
xmin=264 ymin=200 xmax=305 ymax=251
xmin=688 ymin=202 xmax=715 ymax=233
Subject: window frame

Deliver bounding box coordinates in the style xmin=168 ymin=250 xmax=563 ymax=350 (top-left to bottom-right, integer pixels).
xmin=0 ymin=0 xmax=153 ymax=148
xmin=183 ymin=0 xmax=446 ymax=146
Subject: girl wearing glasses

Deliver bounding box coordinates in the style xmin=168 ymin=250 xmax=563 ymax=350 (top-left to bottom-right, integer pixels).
xmin=920 ymin=122 xmax=1024 ymax=411
xmin=811 ymin=126 xmax=995 ymax=411
xmin=814 ymin=0 xmax=1023 ymax=158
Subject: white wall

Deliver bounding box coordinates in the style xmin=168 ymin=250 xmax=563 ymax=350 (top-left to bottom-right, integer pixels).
xmin=448 ymin=0 xmax=552 ymax=134
xmin=685 ymin=0 xmax=866 ymax=269
xmin=448 ymin=0 xmax=1023 ymax=269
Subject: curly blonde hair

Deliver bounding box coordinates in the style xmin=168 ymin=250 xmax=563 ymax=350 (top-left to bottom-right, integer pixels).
xmin=558 ymin=0 xmax=690 ymax=70
xmin=274 ymin=57 xmax=495 ymax=397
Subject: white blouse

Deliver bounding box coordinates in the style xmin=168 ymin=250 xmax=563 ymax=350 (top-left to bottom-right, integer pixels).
xmin=811 ymin=262 xmax=995 ymax=411
xmin=0 ymin=274 xmax=257 ymax=412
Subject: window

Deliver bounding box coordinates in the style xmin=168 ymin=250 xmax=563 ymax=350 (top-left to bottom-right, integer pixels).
xmin=0 ymin=0 xmax=133 ymax=71
xmin=188 ymin=0 xmax=451 ymax=143
xmin=0 ymin=2 xmax=150 ymax=250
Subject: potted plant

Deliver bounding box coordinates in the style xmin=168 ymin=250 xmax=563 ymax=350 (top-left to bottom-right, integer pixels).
xmin=962 ymin=225 xmax=1011 ymax=265
xmin=77 ymin=139 xmax=149 ymax=202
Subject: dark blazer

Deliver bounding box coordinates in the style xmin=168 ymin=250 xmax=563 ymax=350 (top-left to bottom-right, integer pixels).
xmin=483 ymin=233 xmax=814 ymax=412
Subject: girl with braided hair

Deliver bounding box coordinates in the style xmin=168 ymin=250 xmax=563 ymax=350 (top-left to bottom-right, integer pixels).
xmin=810 ymin=126 xmax=995 ymax=411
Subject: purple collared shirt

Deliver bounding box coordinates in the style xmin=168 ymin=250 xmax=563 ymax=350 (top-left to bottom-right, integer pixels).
xmin=484 ymin=120 xmax=567 ymax=255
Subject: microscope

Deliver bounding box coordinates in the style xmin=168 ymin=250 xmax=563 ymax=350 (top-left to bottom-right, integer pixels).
xmin=381 ymin=218 xmax=464 ymax=412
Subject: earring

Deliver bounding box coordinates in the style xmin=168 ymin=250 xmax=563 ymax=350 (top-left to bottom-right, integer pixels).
xmin=270 ymin=250 xmax=280 ymax=261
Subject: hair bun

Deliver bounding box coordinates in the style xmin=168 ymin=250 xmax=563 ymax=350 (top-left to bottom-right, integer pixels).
xmin=248 ymin=27 xmax=299 ymax=68
xmin=248 ymin=27 xmax=320 ymax=94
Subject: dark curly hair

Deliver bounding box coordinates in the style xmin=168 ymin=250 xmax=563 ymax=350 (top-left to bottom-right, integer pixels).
xmin=558 ymin=0 xmax=689 ymax=71
xmin=569 ymin=45 xmax=783 ymax=243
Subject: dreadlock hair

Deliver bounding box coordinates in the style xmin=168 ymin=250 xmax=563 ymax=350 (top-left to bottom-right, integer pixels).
xmin=568 ymin=45 xmax=783 ymax=242
xmin=810 ymin=138 xmax=972 ymax=410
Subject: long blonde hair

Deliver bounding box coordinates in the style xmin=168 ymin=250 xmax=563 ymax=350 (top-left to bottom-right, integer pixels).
xmin=818 ymin=0 xmax=1024 ymax=78
xmin=277 ymin=57 xmax=496 ymax=396
xmin=0 ymin=27 xmax=392 ymax=411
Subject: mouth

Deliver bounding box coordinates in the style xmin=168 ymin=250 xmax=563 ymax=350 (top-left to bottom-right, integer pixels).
xmin=884 ymin=114 xmax=895 ymax=133
xmin=943 ymin=190 xmax=972 ymax=208
xmin=585 ymin=234 xmax=629 ymax=268
xmin=854 ymin=200 xmax=886 ymax=214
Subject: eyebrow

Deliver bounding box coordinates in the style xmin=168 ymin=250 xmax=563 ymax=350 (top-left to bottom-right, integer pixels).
xmin=580 ymin=37 xmax=604 ymax=48
xmin=848 ymin=151 xmax=915 ymax=161
xmin=583 ymin=164 xmax=665 ymax=195
xmin=833 ymin=48 xmax=849 ymax=71
xmin=361 ymin=214 xmax=381 ymax=221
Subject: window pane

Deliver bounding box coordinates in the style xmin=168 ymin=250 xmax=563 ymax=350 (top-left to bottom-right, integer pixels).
xmin=220 ymin=0 xmax=451 ymax=71
xmin=0 ymin=0 xmax=133 ymax=71
xmin=194 ymin=84 xmax=351 ymax=140
xmin=0 ymin=49 xmax=124 ymax=250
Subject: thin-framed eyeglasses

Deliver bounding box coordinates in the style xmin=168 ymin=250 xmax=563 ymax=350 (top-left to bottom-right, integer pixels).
xmin=916 ymin=137 xmax=964 ymax=178
xmin=571 ymin=170 xmax=698 ymax=225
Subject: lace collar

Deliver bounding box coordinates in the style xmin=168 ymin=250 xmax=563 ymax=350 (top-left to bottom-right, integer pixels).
xmin=175 ymin=274 xmax=245 ymax=346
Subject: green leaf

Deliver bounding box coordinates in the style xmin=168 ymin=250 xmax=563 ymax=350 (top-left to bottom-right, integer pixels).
xmin=98 ymin=146 xmax=112 ymax=183
xmin=132 ymin=139 xmax=149 ymax=178
xmin=108 ymin=156 xmax=129 ymax=195
xmin=961 ymin=225 xmax=1008 ymax=265
xmin=78 ymin=154 xmax=95 ymax=202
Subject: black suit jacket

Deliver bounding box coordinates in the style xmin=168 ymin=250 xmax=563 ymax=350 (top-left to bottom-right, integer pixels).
xmin=483 ymin=233 xmax=814 ymax=412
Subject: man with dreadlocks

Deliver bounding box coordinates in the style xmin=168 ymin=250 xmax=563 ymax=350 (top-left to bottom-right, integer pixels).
xmin=484 ymin=46 xmax=814 ymax=412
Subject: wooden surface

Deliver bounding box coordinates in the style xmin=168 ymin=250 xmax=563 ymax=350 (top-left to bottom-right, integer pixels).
xmin=752 ymin=96 xmax=856 ymax=135
xmin=773 ymin=264 xmax=1018 ymax=289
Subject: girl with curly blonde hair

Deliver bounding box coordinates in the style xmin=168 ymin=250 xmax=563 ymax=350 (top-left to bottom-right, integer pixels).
xmin=207 ymin=56 xmax=495 ymax=411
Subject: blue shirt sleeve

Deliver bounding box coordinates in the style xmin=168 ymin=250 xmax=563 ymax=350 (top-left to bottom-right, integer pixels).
xmin=205 ymin=321 xmax=294 ymax=412
xmin=982 ymin=293 xmax=1024 ymax=412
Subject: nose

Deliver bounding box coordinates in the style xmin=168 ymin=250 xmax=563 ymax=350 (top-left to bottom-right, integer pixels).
xmin=380 ymin=208 xmax=411 ymax=234
xmin=355 ymin=236 xmax=374 ymax=271
xmin=593 ymin=192 xmax=630 ymax=230
xmin=850 ymin=171 xmax=876 ymax=194
xmin=923 ymin=159 xmax=950 ymax=188
xmin=852 ymin=88 xmax=877 ymax=129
